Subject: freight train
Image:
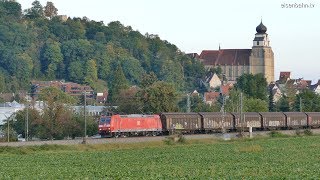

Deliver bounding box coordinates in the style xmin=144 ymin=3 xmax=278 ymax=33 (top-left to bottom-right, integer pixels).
xmin=98 ymin=112 xmax=320 ymax=137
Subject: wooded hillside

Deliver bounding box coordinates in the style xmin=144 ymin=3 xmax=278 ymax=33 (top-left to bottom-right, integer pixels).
xmin=0 ymin=0 xmax=206 ymax=98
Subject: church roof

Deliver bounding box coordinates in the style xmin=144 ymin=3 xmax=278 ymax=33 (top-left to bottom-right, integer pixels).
xmin=199 ymin=49 xmax=251 ymax=66
xmin=256 ymin=21 xmax=267 ymax=34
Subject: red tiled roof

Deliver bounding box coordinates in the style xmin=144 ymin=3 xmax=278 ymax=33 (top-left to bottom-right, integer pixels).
xmin=220 ymin=85 xmax=231 ymax=95
xmin=199 ymin=49 xmax=251 ymax=66
xmin=204 ymin=92 xmax=220 ymax=101
xmin=279 ymin=72 xmax=291 ymax=80
xmin=297 ymin=79 xmax=309 ymax=89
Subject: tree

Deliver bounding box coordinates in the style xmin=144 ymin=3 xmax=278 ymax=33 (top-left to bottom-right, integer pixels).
xmin=44 ymin=1 xmax=58 ymax=19
xmin=84 ymin=59 xmax=98 ymax=88
xmin=244 ymin=98 xmax=268 ymax=112
xmin=236 ymin=73 xmax=268 ymax=101
xmin=38 ymin=87 xmax=76 ymax=139
xmin=0 ymin=0 xmax=22 ymax=18
xmin=159 ymin=59 xmax=184 ymax=90
xmin=140 ymin=72 xmax=158 ymax=88
xmin=24 ymin=0 xmax=44 ymax=19
xmin=178 ymin=95 xmax=214 ymax=112
xmin=225 ymin=89 xmax=242 ymax=112
xmin=12 ymin=107 xmax=41 ymax=139
xmin=293 ymin=90 xmax=320 ymax=112
xmin=41 ymin=40 xmax=63 ymax=79
xmin=116 ymin=87 xmax=143 ymax=114
xmin=268 ymin=87 xmax=276 ymax=112
xmin=138 ymin=81 xmax=178 ymax=113
xmin=276 ymin=96 xmax=290 ymax=112
xmin=108 ymin=63 xmax=129 ymax=103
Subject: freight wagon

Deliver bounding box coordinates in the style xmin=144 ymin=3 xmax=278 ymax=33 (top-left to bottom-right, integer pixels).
xmin=284 ymin=112 xmax=308 ymax=129
xmin=160 ymin=113 xmax=202 ymax=134
xmin=305 ymin=112 xmax=320 ymax=128
xmin=233 ymin=112 xmax=262 ymax=130
xmin=259 ymin=112 xmax=286 ymax=130
xmin=199 ymin=112 xmax=235 ymax=132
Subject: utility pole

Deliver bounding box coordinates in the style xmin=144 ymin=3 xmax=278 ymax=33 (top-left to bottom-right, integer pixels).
xmin=220 ymin=95 xmax=226 ymax=134
xmin=240 ymin=92 xmax=244 ymax=135
xmin=186 ymin=93 xmax=190 ymax=113
xmin=220 ymin=77 xmax=226 ymax=134
xmin=299 ymin=97 xmax=302 ymax=112
xmin=82 ymin=91 xmax=87 ymax=144
xmin=26 ymin=102 xmax=29 ymax=141
xmin=7 ymin=115 xmax=9 ymax=142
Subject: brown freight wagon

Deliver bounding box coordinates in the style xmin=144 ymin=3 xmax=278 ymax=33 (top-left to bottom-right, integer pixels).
xmin=160 ymin=113 xmax=202 ymax=134
xmin=259 ymin=112 xmax=286 ymax=130
xmin=233 ymin=112 xmax=262 ymax=129
xmin=283 ymin=112 xmax=308 ymax=128
xmin=305 ymin=112 xmax=320 ymax=128
xmin=199 ymin=112 xmax=235 ymax=132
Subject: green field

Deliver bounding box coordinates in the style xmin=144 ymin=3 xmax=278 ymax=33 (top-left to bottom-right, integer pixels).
xmin=1 ymin=136 xmax=320 ymax=179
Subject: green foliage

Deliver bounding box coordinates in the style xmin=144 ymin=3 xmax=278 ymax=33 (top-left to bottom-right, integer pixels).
xmin=293 ymin=89 xmax=320 ymax=112
xmin=236 ymin=73 xmax=268 ymax=101
xmin=225 ymin=89 xmax=241 ymax=112
xmin=115 ymin=87 xmax=143 ymax=114
xmin=304 ymin=129 xmax=313 ymax=136
xmin=41 ymin=40 xmax=63 ymax=79
xmin=24 ymin=0 xmax=44 ymax=19
xmin=108 ymin=63 xmax=129 ymax=103
xmin=268 ymin=87 xmax=276 ymax=112
xmin=0 ymin=1 xmax=205 ymax=100
xmin=244 ymin=98 xmax=268 ymax=112
xmin=140 ymin=72 xmax=158 ymax=88
xmin=276 ymin=96 xmax=290 ymax=112
xmin=138 ymin=81 xmax=178 ymax=113
xmin=84 ymin=59 xmax=98 ymax=88
xmin=163 ymin=134 xmax=187 ymax=145
xmin=0 ymin=0 xmax=22 ymax=18
xmin=178 ymin=95 xmax=214 ymax=112
xmin=269 ymin=131 xmax=289 ymax=138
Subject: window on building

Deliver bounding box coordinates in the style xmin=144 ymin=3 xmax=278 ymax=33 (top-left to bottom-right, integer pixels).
xmin=257 ymin=41 xmax=259 ymax=45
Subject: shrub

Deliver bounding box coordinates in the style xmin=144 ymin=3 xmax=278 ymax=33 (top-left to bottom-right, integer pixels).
xmin=304 ymin=129 xmax=313 ymax=136
xmin=295 ymin=129 xmax=304 ymax=136
xmin=163 ymin=134 xmax=187 ymax=145
xmin=269 ymin=131 xmax=289 ymax=138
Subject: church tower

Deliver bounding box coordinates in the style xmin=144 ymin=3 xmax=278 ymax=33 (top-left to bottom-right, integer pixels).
xmin=249 ymin=21 xmax=274 ymax=83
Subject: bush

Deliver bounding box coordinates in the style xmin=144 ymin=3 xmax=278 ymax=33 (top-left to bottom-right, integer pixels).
xmin=304 ymin=129 xmax=313 ymax=136
xmin=295 ymin=129 xmax=304 ymax=136
xmin=269 ymin=131 xmax=289 ymax=138
xmin=163 ymin=134 xmax=187 ymax=145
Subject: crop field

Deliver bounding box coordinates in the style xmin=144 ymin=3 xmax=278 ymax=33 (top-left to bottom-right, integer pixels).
xmin=1 ymin=135 xmax=320 ymax=179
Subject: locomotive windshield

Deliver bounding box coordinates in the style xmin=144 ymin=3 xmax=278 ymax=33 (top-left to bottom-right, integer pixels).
xmin=99 ymin=116 xmax=111 ymax=124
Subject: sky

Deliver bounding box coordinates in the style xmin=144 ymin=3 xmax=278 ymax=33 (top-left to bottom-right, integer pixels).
xmin=18 ymin=0 xmax=320 ymax=83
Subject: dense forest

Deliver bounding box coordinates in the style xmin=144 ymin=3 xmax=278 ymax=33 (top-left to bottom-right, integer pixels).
xmin=0 ymin=0 xmax=205 ymax=96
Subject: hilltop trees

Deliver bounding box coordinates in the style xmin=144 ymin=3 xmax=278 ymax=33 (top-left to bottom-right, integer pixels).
xmin=44 ymin=1 xmax=58 ymax=19
xmin=24 ymin=0 xmax=44 ymax=19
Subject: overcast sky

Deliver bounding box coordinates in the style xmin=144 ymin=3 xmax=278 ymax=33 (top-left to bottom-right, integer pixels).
xmin=18 ymin=0 xmax=320 ymax=83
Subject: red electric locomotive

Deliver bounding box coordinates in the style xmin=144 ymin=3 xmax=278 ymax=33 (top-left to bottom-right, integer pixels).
xmin=99 ymin=114 xmax=162 ymax=137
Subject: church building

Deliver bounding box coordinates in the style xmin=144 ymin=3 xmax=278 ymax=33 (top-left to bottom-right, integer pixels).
xmin=189 ymin=21 xmax=274 ymax=84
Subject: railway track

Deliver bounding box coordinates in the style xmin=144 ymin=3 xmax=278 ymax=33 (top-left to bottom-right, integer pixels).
xmin=1 ymin=129 xmax=320 ymax=147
